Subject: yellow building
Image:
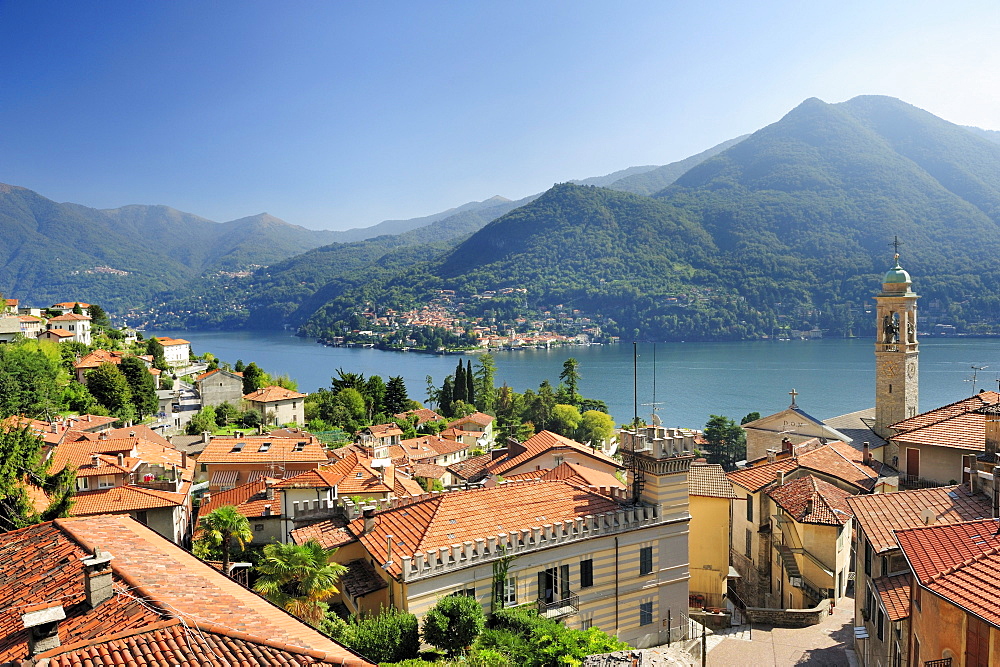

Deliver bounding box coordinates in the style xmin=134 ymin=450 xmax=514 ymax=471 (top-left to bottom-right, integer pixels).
xmin=687 ymin=462 xmax=736 ymax=609
xmin=296 ymin=423 xmax=697 ymax=649
xmin=897 ymin=518 xmax=1000 ymax=667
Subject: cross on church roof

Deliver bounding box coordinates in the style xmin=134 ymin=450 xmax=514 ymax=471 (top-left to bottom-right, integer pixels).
xmin=889 ymin=235 xmax=903 ymax=262
xmin=789 ymin=388 xmax=799 ymax=408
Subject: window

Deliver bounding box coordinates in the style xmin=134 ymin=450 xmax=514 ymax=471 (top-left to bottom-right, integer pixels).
xmin=134 ymin=511 xmax=148 ymax=526
xmin=98 ymin=475 xmax=115 ymax=489
xmin=77 ymin=477 xmax=90 ymax=491
xmin=876 ymin=606 xmax=885 ymax=641
xmin=913 ymin=583 xmax=921 ymax=611
xmin=745 ymin=529 xmax=753 ymax=558
xmin=580 ymin=617 xmax=593 ymax=631
xmin=255 ymin=523 xmax=264 ymax=532
xmin=746 ymin=494 xmax=754 ymax=523
xmin=912 ymin=635 xmax=919 ymax=667
xmin=864 ymin=541 xmax=873 ymax=576
xmin=580 ymin=558 xmax=594 ymax=588
xmin=452 ymin=587 xmax=475 ymax=598
xmin=639 ymin=546 xmax=653 ymax=575
xmin=967 ymin=614 xmax=990 ymax=667
xmin=639 ymin=601 xmax=653 ymax=626
xmin=503 ymin=576 xmax=517 ymax=605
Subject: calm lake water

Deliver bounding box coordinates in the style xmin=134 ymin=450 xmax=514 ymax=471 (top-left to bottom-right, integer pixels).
xmin=154 ymin=331 xmax=1000 ymax=429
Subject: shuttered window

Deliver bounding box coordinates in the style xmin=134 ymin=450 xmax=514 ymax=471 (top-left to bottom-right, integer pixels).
xmin=967 ymin=614 xmax=990 ymax=667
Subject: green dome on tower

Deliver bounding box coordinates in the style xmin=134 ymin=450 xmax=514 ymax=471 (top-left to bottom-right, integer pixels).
xmin=883 ymin=256 xmax=911 ymax=284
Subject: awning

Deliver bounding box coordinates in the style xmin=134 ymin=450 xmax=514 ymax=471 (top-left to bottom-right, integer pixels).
xmin=727 ymin=566 xmax=741 ymax=579
xmin=210 ymin=470 xmax=239 ymax=488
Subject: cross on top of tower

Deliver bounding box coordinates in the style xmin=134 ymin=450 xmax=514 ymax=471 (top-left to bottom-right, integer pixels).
xmin=789 ymin=388 xmax=799 ymax=408
xmin=889 ymin=235 xmax=903 ymax=263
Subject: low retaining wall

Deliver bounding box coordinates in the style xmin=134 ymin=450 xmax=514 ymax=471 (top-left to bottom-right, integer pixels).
xmin=746 ymin=599 xmax=831 ymax=628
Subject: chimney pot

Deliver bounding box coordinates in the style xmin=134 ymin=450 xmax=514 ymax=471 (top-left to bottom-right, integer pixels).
xmin=776 ymin=470 xmax=785 ymax=486
xmin=82 ymin=547 xmax=114 ymax=609
xmin=22 ymin=605 xmax=65 ymax=656
xmin=362 ymin=505 xmax=376 ymax=535
xmin=91 ymin=454 xmax=100 ymax=467
xmin=863 ymin=442 xmax=872 ymax=466
xmin=805 ymin=497 xmax=814 ymax=516
xmin=116 ymin=453 xmax=124 ymax=467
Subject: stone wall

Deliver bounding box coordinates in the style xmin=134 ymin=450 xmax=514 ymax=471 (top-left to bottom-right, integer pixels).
xmin=746 ymin=599 xmax=831 ymax=628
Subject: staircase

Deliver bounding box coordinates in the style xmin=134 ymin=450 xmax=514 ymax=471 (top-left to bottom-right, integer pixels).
xmin=775 ymin=545 xmax=825 ymax=604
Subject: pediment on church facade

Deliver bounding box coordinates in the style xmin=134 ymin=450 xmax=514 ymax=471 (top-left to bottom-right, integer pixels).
xmin=742 ymin=407 xmax=852 ymax=444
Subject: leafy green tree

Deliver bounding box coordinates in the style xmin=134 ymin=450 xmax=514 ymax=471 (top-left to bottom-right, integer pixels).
xmin=0 ymin=339 xmax=66 ymax=419
xmin=86 ymin=362 xmax=133 ymax=422
xmin=253 ymin=540 xmax=348 ymax=627
xmin=474 ymin=353 xmax=497 ymax=412
xmin=215 ymin=401 xmax=236 ymax=427
xmin=364 ymin=375 xmax=386 ymax=420
xmin=331 ymin=368 xmax=366 ymax=393
xmin=333 ymin=608 xmax=420 ymax=663
xmin=577 ymin=410 xmax=616 ymax=449
xmin=703 ymin=414 xmax=746 ymax=471
xmin=336 ymin=387 xmax=367 ymax=425
xmin=194 ymin=505 xmax=252 ymax=577
xmin=425 ymin=374 xmax=439 ymax=410
xmin=549 ymin=404 xmax=582 ymax=438
xmin=238 ymin=408 xmax=262 ymax=429
xmin=241 ymin=362 xmax=266 ymax=394
xmin=0 ymin=425 xmax=76 ymax=531
xmin=526 ymin=381 xmax=556 ymax=432
xmin=63 ymin=382 xmax=102 ymax=414
xmin=71 ymin=302 xmax=83 ymax=315
xmin=89 ymin=304 xmax=112 ymax=328
xmin=741 ymin=411 xmax=761 ymax=425
xmin=234 ymin=359 xmax=246 ymax=373
xmin=385 ymin=375 xmax=409 ymax=415
xmin=559 ymin=358 xmax=581 ymax=406
xmin=145 ymin=337 xmax=168 ymax=371
xmin=422 ymin=594 xmax=486 ymax=657
xmin=186 ymin=405 xmax=218 ymax=435
xmin=119 ymin=356 xmax=157 ymax=419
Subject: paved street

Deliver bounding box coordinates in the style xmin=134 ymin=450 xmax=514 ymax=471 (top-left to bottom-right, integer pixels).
xmin=706 ymin=599 xmax=857 ymax=667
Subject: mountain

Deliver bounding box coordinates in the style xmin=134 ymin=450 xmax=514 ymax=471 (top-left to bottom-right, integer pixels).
xmin=327 ymin=195 xmax=514 ymax=243
xmin=0 ymin=185 xmax=341 ymax=312
xmin=604 ymin=136 xmax=749 ymax=195
xmin=296 ymin=96 xmax=1000 ymax=341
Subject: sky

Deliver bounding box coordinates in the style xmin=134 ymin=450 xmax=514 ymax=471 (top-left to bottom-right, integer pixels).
xmin=2 ymin=0 xmax=999 ymax=231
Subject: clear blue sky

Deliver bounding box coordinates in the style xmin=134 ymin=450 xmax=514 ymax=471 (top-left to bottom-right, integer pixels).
xmin=2 ymin=1 xmax=998 ymax=230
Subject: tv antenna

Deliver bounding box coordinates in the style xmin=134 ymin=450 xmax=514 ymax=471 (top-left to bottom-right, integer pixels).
xmin=641 ymin=344 xmax=665 ymax=420
xmin=967 ymin=365 xmax=989 ymax=395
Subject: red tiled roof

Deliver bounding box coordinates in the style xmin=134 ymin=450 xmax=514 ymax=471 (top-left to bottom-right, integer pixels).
xmin=72 ymin=484 xmax=188 ymax=515
xmin=874 ymin=574 xmax=911 ymax=621
xmin=447 ymin=411 xmax=495 ymax=429
xmin=339 ymin=559 xmax=388 ymax=599
xmin=728 ymin=441 xmax=885 ymax=493
xmin=363 ymin=422 xmax=404 ymax=437
xmin=394 ymin=408 xmax=445 ymax=425
xmin=896 ymin=518 xmax=1000 ymax=627
xmin=485 ymin=430 xmax=622 ymax=476
xmin=410 ymin=463 xmax=447 ymax=478
xmin=727 ymin=458 xmax=800 ymax=493
xmin=52 ymin=302 xmax=91 ymax=309
xmin=41 ymin=328 xmax=75 ymax=337
xmin=198 ymin=436 xmax=326 ymax=464
xmin=890 ymin=391 xmax=1000 ymax=451
xmin=688 ymin=463 xmax=738 ymax=499
xmin=348 ymin=480 xmax=621 ymax=577
xmin=0 ymin=517 xmax=370 ymax=665
xmin=244 ymin=385 xmax=308 ymax=402
xmin=847 ymin=485 xmax=991 ymax=554
xmin=394 ymin=474 xmax=425 ymax=497
xmin=49 ymin=313 xmax=91 ymax=322
xmin=154 ymin=336 xmax=190 ymax=346
xmin=766 ymin=475 xmax=853 ymax=526
xmin=199 ymin=480 xmax=279 ymax=520
xmin=196 ymin=368 xmax=243 ymax=381
xmin=291 ymin=521 xmax=354 ymax=550
xmin=447 ymin=452 xmax=493 ymax=482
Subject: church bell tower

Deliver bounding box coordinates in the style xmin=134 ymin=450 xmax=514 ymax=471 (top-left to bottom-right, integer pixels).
xmin=874 ymin=251 xmax=918 ymax=438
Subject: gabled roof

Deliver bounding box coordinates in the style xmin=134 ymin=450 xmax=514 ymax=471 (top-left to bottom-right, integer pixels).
xmin=48 ymin=313 xmax=91 ymax=322
xmin=346 ymin=480 xmax=621 ymax=578
xmin=243 ymin=385 xmax=308 ymax=402
xmin=291 ymin=520 xmax=354 ymax=550
xmin=72 ymin=484 xmax=189 ymax=515
xmin=196 ymin=368 xmax=243 ymax=382
xmin=394 ymin=408 xmax=445 ymax=425
xmin=766 ymin=475 xmax=853 ymax=526
xmin=362 ymin=422 xmax=404 ymax=438
xmin=742 ymin=405 xmax=852 ymax=443
xmin=153 ymin=336 xmax=190 ymax=346
xmin=39 ymin=328 xmax=75 ymax=338
xmin=447 ymin=412 xmax=495 ymax=430
xmin=51 ymin=302 xmax=90 ymax=309
xmin=197 ymin=435 xmax=326 ymax=464
xmin=874 ymin=574 xmax=911 ymax=621
xmin=896 ymin=518 xmax=1000 ymax=628
xmin=485 ymin=430 xmax=623 ymax=476
xmin=847 ymin=484 xmax=991 ymax=554
xmin=0 ymin=516 xmax=369 ymax=665
xmin=541 ymin=461 xmax=625 ymax=490
xmin=688 ymin=463 xmax=737 ymax=499
xmin=339 ymin=559 xmax=388 ymax=599
xmin=730 ymin=440 xmax=886 ymax=493
xmin=889 ymin=391 xmax=1000 ymax=451
xmin=199 ymin=480 xmax=278 ymax=519
xmin=446 ymin=452 xmax=493 ymax=482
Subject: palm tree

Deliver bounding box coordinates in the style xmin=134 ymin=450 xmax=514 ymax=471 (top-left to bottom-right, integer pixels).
xmin=195 ymin=505 xmax=252 ymax=577
xmin=252 ymin=540 xmax=348 ymax=626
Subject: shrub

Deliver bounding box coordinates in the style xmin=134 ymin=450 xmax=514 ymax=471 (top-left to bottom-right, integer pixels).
xmin=344 ymin=608 xmax=420 ymax=664
xmin=422 ymin=594 xmax=486 ymax=657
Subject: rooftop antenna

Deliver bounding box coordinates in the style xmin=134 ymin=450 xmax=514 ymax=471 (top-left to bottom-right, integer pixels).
xmin=967 ymin=365 xmax=989 ymax=395
xmin=642 ymin=343 xmax=665 ymax=423
xmin=628 ymin=342 xmax=645 ymax=503
xmin=632 ymin=342 xmax=640 ymax=429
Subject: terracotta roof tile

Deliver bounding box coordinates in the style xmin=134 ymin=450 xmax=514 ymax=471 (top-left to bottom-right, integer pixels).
xmin=727 ymin=458 xmax=800 ymax=493
xmin=291 ymin=520 xmax=354 ymax=550
xmin=688 ymin=463 xmax=738 ymax=499
xmin=847 ymin=485 xmax=991 ymax=553
xmin=447 ymin=452 xmax=493 ymax=482
xmin=199 ymin=480 xmax=280 ymax=520
xmin=766 ymin=475 xmax=853 ymax=525
xmin=394 ymin=408 xmax=445 ymax=425
xmin=446 ymin=412 xmax=495 ymax=429
xmin=72 ymin=484 xmax=189 ymax=515
xmin=49 ymin=313 xmax=91 ymax=321
xmin=896 ymin=518 xmax=1000 ymax=627
xmin=339 ymin=559 xmax=388 ymax=599
xmin=348 ymin=480 xmax=621 ymax=577
xmin=502 ymin=469 xmax=549 ymax=481
xmin=394 ymin=474 xmax=425 ymax=497
xmin=243 ymin=385 xmax=308 ymax=402
xmin=874 ymin=574 xmax=911 ymax=621
xmin=889 ymin=392 xmax=1000 ymax=451
xmin=198 ymin=436 xmax=327 ymax=465
xmin=729 ymin=441 xmax=885 ymax=493
xmin=485 ymin=430 xmax=622 ymax=476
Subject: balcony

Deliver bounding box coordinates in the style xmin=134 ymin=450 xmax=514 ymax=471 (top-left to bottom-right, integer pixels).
xmin=537 ymin=591 xmax=579 ymax=619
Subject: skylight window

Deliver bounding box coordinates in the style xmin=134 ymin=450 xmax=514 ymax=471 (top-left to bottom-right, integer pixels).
xmin=231 ymin=442 xmax=245 ymax=453
xmin=294 ymin=441 xmax=306 ymax=452
xmin=258 ymin=442 xmax=271 ymax=453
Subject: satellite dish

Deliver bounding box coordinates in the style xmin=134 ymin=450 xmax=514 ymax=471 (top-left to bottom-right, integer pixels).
xmin=651 ymin=413 xmax=662 ymax=426
xmin=920 ymin=507 xmax=936 ymax=525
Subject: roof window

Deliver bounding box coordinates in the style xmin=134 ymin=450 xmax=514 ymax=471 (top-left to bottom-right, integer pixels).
xmin=293 ymin=441 xmax=306 ymax=452
xmin=231 ymin=442 xmax=245 ymax=453
xmin=258 ymin=442 xmax=271 ymax=453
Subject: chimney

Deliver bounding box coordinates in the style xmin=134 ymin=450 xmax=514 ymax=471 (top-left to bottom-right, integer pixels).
xmin=202 ymin=431 xmax=212 ymax=444
xmin=82 ymin=547 xmax=114 ymax=608
xmin=491 ymin=447 xmax=509 ymax=461
xmin=776 ymin=470 xmax=785 ymax=487
xmin=362 ymin=506 xmax=376 ymax=535
xmin=265 ymin=479 xmax=275 ymax=500
xmin=805 ymin=496 xmax=814 ymax=516
xmin=862 ymin=442 xmax=871 ymax=466
xmin=116 ymin=453 xmax=124 ymax=467
xmin=91 ymin=454 xmax=99 ymax=467
xmin=969 ymin=455 xmax=980 ymax=494
xmin=22 ymin=605 xmax=65 ymax=656
xmin=263 ymin=504 xmax=271 ymax=516
xmin=99 ymin=431 xmax=108 ymax=440
xmin=507 ymin=437 xmax=527 ymax=458
xmin=202 ymin=492 xmax=211 ymax=506
xmin=383 ymin=462 xmax=395 ymax=491
xmin=767 ymin=449 xmax=776 ymax=463
xmin=181 ymin=451 xmax=187 ymax=469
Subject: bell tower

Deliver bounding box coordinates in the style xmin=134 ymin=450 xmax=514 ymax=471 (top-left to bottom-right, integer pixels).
xmin=874 ymin=249 xmax=918 ymax=438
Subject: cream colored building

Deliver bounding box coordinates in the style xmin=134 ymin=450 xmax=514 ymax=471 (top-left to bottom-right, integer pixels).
xmin=243 ymin=385 xmax=308 ymax=426
xmin=296 ymin=422 xmax=697 ymax=649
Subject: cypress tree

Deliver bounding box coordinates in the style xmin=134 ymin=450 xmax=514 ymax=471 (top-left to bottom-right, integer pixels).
xmin=439 ymin=376 xmax=454 ymax=417
xmin=453 ymin=360 xmax=466 ymax=404
xmin=465 ymin=360 xmax=475 ymax=408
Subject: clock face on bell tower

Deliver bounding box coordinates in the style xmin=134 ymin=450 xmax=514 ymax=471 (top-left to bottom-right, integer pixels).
xmin=874 ymin=250 xmax=919 ymax=439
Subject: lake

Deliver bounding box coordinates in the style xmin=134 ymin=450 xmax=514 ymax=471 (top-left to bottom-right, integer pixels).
xmin=153 ymin=331 xmax=1000 ymax=429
